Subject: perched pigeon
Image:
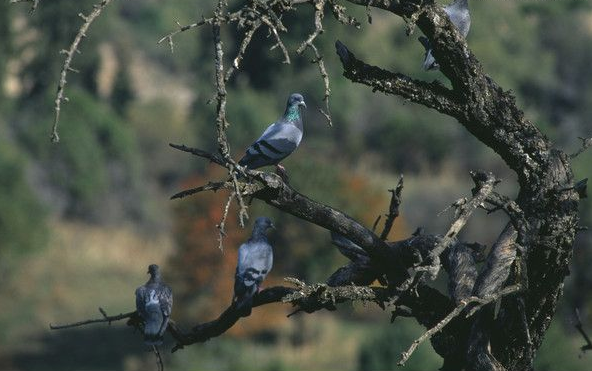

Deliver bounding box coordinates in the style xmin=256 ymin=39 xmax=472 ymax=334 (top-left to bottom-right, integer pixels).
xmin=420 ymin=0 xmax=471 ymax=70
xmin=233 ymin=217 xmax=275 ymax=317
xmin=238 ymin=93 xmax=306 ymax=174
xmin=135 ymin=264 xmax=173 ymax=346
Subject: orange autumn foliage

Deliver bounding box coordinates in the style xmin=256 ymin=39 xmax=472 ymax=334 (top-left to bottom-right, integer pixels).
xmin=169 ymin=165 xmax=410 ymax=336
xmin=338 ymin=172 xmax=408 ymax=242
xmin=169 ymin=164 xmax=288 ymax=337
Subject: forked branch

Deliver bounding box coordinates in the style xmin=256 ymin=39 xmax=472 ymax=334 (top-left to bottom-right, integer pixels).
xmin=398 ymin=284 xmax=522 ymax=366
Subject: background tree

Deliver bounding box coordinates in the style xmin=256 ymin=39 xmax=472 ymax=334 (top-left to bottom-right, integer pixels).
xmin=2 ymin=1 xmax=591 ymax=371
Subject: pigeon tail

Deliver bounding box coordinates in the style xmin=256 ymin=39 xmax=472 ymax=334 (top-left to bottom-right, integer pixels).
xmin=238 ymin=153 xmax=281 ymax=170
xmin=143 ymin=302 xmax=164 ymax=345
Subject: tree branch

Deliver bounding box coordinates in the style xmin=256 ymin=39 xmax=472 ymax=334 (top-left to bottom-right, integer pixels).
xmin=570 ymin=137 xmax=592 ymax=159
xmin=169 ymin=143 xmax=227 ymax=168
xmin=399 ymin=284 xmax=522 ymax=366
xmin=9 ymin=0 xmax=39 ymax=13
xmin=49 ymin=307 xmax=137 ymax=329
xmin=338 ymin=1 xmax=553 ymax=184
xmin=170 ymin=181 xmax=228 ymax=200
xmin=51 ymin=0 xmax=113 ymax=143
xmin=379 ymin=175 xmax=404 ymax=240
xmin=170 ymin=278 xmax=389 ymax=351
xmin=335 ymin=40 xmax=462 ymax=117
xmin=157 ymin=11 xmax=243 ymax=52
xmin=432 ymin=171 xmax=498 ymax=259
xmin=397 ymin=171 xmax=498 ymax=293
xmin=575 ymin=308 xmax=592 ymax=353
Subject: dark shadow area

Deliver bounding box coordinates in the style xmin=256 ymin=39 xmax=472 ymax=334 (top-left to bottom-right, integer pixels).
xmin=11 ymin=327 xmax=158 ymax=371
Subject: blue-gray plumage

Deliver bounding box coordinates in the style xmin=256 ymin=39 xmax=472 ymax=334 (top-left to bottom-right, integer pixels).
xmin=135 ymin=264 xmax=173 ymax=346
xmin=420 ymin=0 xmax=471 ymax=71
xmin=238 ymin=93 xmax=306 ymax=170
xmin=233 ymin=217 xmax=275 ymax=317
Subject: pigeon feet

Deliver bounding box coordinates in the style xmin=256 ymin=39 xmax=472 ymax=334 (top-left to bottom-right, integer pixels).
xmin=275 ymin=164 xmax=290 ymax=183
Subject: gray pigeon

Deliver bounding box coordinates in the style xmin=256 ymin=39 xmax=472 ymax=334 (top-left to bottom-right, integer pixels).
xmin=420 ymin=0 xmax=471 ymax=70
xmin=135 ymin=264 xmax=173 ymax=346
xmin=233 ymin=217 xmax=275 ymax=317
xmin=238 ymin=93 xmax=306 ymax=173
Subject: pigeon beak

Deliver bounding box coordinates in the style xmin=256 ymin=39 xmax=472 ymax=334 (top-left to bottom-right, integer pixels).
xmin=270 ymin=222 xmax=276 ymax=230
xmin=299 ymin=101 xmax=307 ymax=109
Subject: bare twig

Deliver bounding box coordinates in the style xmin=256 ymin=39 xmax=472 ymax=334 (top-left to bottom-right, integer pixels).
xmin=379 ymin=175 xmax=404 ymax=240
xmin=170 ymin=181 xmax=228 ymax=200
xmin=483 ymin=192 xmax=530 ymax=247
xmin=431 ymin=171 xmax=498 ymax=258
xmin=51 ymin=0 xmax=113 ymax=143
xmin=211 ymin=3 xmax=249 ymax=228
xmin=296 ymin=0 xmax=326 ymax=55
xmin=225 ymin=22 xmax=262 ymax=82
xmin=306 ymin=43 xmax=333 ymax=125
xmin=9 ymin=0 xmax=39 ymax=13
xmin=261 ymin=16 xmax=290 ymax=64
xmin=570 ymin=136 xmax=592 ymax=159
xmin=229 ymin=169 xmax=248 ymax=227
xmin=575 ymin=308 xmax=592 ymax=353
xmin=212 ymin=14 xmax=230 ymax=159
xmin=295 ymin=0 xmax=333 ymax=125
xmin=217 ymin=192 xmax=234 ymax=251
xmin=398 ymin=284 xmax=522 ymax=366
xmin=371 ymin=215 xmax=381 ymax=233
xmin=50 ymin=307 xmax=136 ymax=329
xmin=169 ymin=143 xmax=226 ymax=167
xmin=329 ymin=0 xmax=361 ymax=28
xmin=396 ymin=172 xmax=497 ymax=295
xmin=152 ymin=345 xmax=164 ymax=371
xmin=157 ymin=11 xmax=242 ymax=51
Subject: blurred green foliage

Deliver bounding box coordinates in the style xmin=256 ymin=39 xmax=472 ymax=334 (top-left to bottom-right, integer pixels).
xmin=534 ymin=319 xmax=591 ymax=371
xmin=358 ymin=319 xmax=442 ymax=371
xmin=0 ymin=129 xmax=47 ymax=272
xmin=0 ymin=1 xmax=11 ymax=102
xmin=15 ymin=89 xmax=145 ymax=221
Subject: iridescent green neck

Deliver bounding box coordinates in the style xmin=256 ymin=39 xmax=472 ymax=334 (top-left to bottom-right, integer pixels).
xmin=284 ymin=105 xmax=300 ymax=121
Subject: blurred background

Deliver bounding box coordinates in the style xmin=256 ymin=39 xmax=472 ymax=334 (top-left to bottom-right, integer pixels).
xmin=0 ymin=0 xmax=591 ymax=370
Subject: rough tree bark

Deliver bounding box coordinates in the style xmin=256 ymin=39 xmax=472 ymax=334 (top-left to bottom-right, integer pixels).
xmin=44 ymin=1 xmax=588 ymax=370
xmin=332 ymin=1 xmax=583 ymax=369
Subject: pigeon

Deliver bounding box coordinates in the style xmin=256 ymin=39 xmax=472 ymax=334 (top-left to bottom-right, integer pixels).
xmin=233 ymin=217 xmax=275 ymax=317
xmin=420 ymin=0 xmax=471 ymax=70
xmin=238 ymin=93 xmax=306 ymax=176
xmin=135 ymin=264 xmax=173 ymax=346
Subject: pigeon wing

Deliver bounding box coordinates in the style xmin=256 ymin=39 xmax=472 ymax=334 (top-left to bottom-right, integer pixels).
xmin=240 ymin=122 xmax=302 ymax=169
xmin=156 ymin=283 xmax=173 ymax=337
xmin=157 ymin=284 xmax=173 ymax=317
xmin=135 ymin=285 xmax=148 ymax=317
xmin=233 ymin=240 xmax=273 ymax=315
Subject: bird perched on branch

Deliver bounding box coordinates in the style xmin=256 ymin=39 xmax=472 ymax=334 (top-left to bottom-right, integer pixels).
xmin=419 ymin=0 xmax=471 ymax=70
xmin=135 ymin=264 xmax=173 ymax=346
xmin=233 ymin=217 xmax=275 ymax=317
xmin=238 ymin=93 xmax=306 ymax=180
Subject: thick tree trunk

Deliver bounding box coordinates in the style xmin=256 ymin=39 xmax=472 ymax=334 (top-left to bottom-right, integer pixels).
xmin=159 ymin=1 xmax=586 ymax=369
xmin=337 ymin=1 xmax=583 ymax=369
